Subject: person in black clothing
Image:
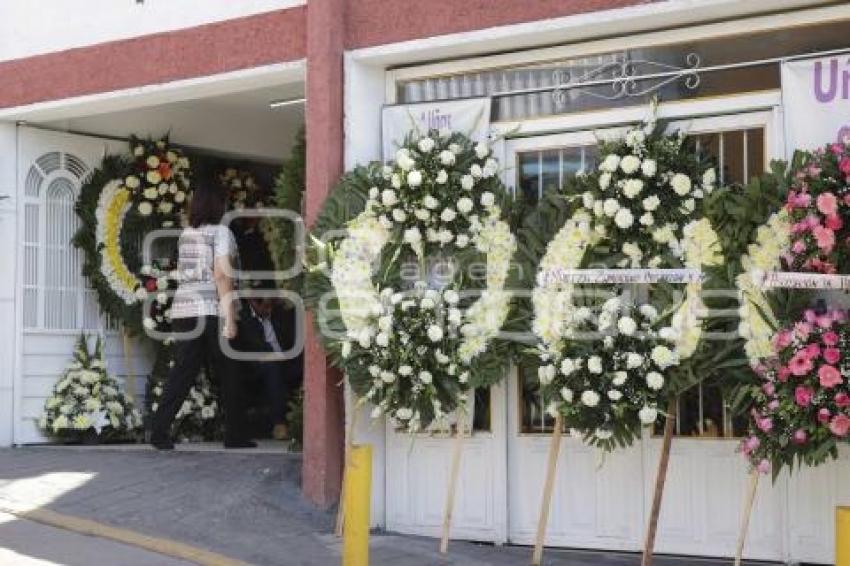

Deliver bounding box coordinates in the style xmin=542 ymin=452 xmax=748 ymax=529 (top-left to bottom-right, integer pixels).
xmin=236 ymin=291 xmax=303 ymax=440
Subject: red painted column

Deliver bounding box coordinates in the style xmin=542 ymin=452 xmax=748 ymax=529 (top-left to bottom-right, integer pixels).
xmin=302 ymin=0 xmax=346 ymax=508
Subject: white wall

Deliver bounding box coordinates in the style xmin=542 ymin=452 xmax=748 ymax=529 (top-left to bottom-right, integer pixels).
xmin=0 ymin=0 xmax=305 ymax=62
xmin=0 ymin=122 xmax=18 ymax=446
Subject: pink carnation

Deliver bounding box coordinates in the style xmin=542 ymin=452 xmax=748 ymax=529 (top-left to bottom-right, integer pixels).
xmin=836 ymin=392 xmax=850 ymax=408
xmin=823 ymin=331 xmax=839 ymax=346
xmin=789 ymin=351 xmax=814 ymax=376
xmin=816 ymin=192 xmax=839 ymax=216
xmin=819 ymin=364 xmax=843 ymax=388
xmin=795 ymin=385 xmax=815 ymax=407
xmin=824 ymin=347 xmax=841 ymax=364
xmin=818 ymin=408 xmax=832 ymax=424
xmin=757 ymin=459 xmax=771 ymax=474
xmin=825 ymin=214 xmax=844 ymax=231
xmin=792 ymin=429 xmax=808 ymax=444
xmin=813 ymin=225 xmax=835 ymax=252
xmin=829 ymin=414 xmax=850 ymax=437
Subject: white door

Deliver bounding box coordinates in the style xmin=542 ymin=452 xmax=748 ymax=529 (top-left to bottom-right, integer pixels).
xmin=385 ymin=383 xmax=508 ymax=542
xmin=503 ymin=108 xmax=790 ymax=561
xmin=14 ymin=127 xmax=152 ymax=444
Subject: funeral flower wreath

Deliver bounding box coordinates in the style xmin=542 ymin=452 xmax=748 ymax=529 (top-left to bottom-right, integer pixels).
xmin=306 ymin=130 xmax=517 ymax=432
xmin=529 ymin=116 xmax=723 ymax=449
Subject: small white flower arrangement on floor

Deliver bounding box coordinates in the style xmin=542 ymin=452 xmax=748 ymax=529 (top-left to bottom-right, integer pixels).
xmin=40 ymin=334 xmax=142 ymax=443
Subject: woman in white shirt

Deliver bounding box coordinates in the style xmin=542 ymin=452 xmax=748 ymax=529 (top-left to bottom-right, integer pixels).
xmin=150 ymin=175 xmax=254 ymax=449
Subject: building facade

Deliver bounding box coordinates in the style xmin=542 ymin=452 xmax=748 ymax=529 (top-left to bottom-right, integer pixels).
xmin=1 ymin=1 xmax=848 ymax=562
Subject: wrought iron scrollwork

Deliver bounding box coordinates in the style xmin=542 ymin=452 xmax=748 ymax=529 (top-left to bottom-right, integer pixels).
xmin=552 ymin=53 xmax=701 ymax=108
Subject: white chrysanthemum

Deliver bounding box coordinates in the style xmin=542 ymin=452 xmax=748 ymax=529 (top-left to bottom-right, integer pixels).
xmin=612 ymin=371 xmax=628 ymax=386
xmin=392 ymin=208 xmax=407 ymax=222
xmin=461 ymin=175 xmax=474 ymax=191
xmin=600 ymin=154 xmax=620 ymax=172
xmin=642 ymin=195 xmax=660 ymax=211
xmin=381 ymin=189 xmax=398 ymax=206
xmin=608 ymin=390 xmax=623 ymax=401
xmin=418 ymin=137 xmax=435 ymax=153
xmin=441 ymin=208 xmax=457 ymax=222
xmin=641 ymin=159 xmax=657 ymax=177
xmin=407 ymin=170 xmax=423 ymax=187
xmin=639 ymin=212 xmax=654 ymax=226
xmin=622 ymin=178 xmax=644 ymax=199
xmin=560 ymin=358 xmax=575 ymax=375
xmin=457 ymin=197 xmax=473 ymax=214
xmin=475 ymin=142 xmax=490 ymax=159
xmin=560 ymin=387 xmax=574 ymax=403
xmin=651 ymin=345 xmax=677 ymax=369
xmin=481 ymin=192 xmax=495 ymax=208
xmin=599 ymin=173 xmax=612 ymax=191
xmin=427 ymin=325 xmax=444 ymax=342
xmin=587 ymin=356 xmax=603 ymax=374
xmin=436 ymin=170 xmax=448 ymax=184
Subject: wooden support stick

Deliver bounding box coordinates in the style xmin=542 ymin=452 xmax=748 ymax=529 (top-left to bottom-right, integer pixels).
xmin=531 ymin=413 xmax=564 ymax=566
xmin=642 ymin=397 xmax=678 ymax=566
xmin=335 ymin=398 xmax=361 ymax=537
xmin=734 ymin=469 xmax=760 ymax=566
xmin=439 ymin=412 xmax=467 ymax=554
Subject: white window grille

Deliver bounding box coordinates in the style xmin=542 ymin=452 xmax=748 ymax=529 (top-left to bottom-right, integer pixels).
xmin=23 ymin=151 xmax=100 ymax=331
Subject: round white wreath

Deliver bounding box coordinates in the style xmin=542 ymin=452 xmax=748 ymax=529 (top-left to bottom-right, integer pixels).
xmin=327 ymin=132 xmax=517 ymax=431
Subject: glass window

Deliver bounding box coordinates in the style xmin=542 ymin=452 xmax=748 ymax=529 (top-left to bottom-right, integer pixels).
xmin=516 ymin=145 xmax=598 ymax=204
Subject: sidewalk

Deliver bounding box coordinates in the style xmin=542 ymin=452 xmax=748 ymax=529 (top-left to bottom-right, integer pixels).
xmin=0 ymin=447 xmax=773 ymax=565
xmin=0 ymin=511 xmax=192 ymax=566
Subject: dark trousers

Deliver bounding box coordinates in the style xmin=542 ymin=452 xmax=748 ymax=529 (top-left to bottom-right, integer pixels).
xmin=151 ymin=316 xmax=247 ymax=443
xmin=246 ymin=361 xmax=299 ymax=426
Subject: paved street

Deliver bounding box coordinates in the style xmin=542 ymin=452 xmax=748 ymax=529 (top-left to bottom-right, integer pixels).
xmin=0 ymin=447 xmax=773 ymax=565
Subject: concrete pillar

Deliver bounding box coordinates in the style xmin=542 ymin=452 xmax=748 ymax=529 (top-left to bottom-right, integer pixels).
xmin=302 ymin=0 xmax=345 ymax=508
xmin=0 ymin=122 xmax=18 ymax=447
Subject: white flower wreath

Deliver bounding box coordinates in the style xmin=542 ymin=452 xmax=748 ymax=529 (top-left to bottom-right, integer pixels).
xmin=530 ymin=117 xmax=723 ymax=448
xmin=326 ymin=130 xmax=516 ymax=432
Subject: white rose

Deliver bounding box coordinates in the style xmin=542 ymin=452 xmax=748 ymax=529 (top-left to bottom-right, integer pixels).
xmin=391 ymin=174 xmax=402 ymax=189
xmin=682 ymin=198 xmax=695 ymax=213
xmin=138 ymin=202 xmax=153 ymax=216
xmin=670 ymin=173 xmax=692 ymax=196
xmin=423 ymin=195 xmax=439 ymax=210
xmin=414 ymin=208 xmax=430 ymax=221
xmin=398 ymin=365 xmax=413 ymax=376
xmin=600 ymin=154 xmax=621 ymax=172
xmin=369 ymin=365 xmax=381 ymax=377
xmin=403 ymin=227 xmax=422 ymax=245
xmin=143 ymin=187 xmax=158 ymax=200
xmin=625 ymin=129 xmax=645 ymax=147
xmin=439 ymin=150 xmax=456 ymax=166
xmin=622 ymin=178 xmax=644 ymax=199
xmin=146 ymin=170 xmax=161 ymax=185
xmin=475 ymin=142 xmax=489 ymax=159
xmin=146 ymin=155 xmax=160 ymax=169
xmin=620 ymin=155 xmax=640 ymax=174
xmin=407 ymin=170 xmax=423 ymax=187
xmin=608 ymin=390 xmax=623 ymax=401
xmin=461 ymin=175 xmax=474 ymax=191
xmin=133 ymin=145 xmax=145 ymax=157
xmin=582 ymin=192 xmax=595 ymax=209
xmin=381 ymin=189 xmax=398 ymax=206
xmin=641 ymin=159 xmax=657 ymax=177
xmin=427 ymin=325 xmax=444 ymax=342
xmin=125 ymin=175 xmax=140 ymax=189
xmin=396 ymin=149 xmax=415 ymax=171
xmin=612 ymin=371 xmax=628 ymax=386
xmin=599 ymin=173 xmax=612 ymax=190
xmin=381 ymin=371 xmax=396 ymax=383
xmin=639 ymin=406 xmax=658 ymax=425
xmin=646 ymin=371 xmax=665 ymax=390
xmin=419 ymin=370 xmax=433 ymax=384
xmin=455 ymin=234 xmax=469 ymax=248
xmin=560 ymin=387 xmax=574 ymax=403
xmin=158 ymin=201 xmax=173 ymax=214
xmin=436 ymin=170 xmax=448 ymax=184
xmin=587 ymin=356 xmax=603 ymax=374
xmin=418 ymin=137 xmax=435 ymax=153
xmin=702 ymin=168 xmax=716 ymax=189
xmin=457 ymin=197 xmax=473 ymax=214
xmin=480 ymin=192 xmax=495 ymax=208
xmin=174 ymin=191 xmax=186 ymax=203
xmin=625 ymin=357 xmax=644 ymax=375
xmin=392 ymin=208 xmax=407 ymax=222
xmin=593 ymin=201 xmax=605 ymax=217
xmin=470 ymin=164 xmax=483 ymax=178
xmin=560 ymin=358 xmax=575 ymax=375
xmin=642 ymin=195 xmax=660 ymax=211
xmin=375 ymin=332 xmax=389 ymax=347
xmin=603 ymin=198 xmax=620 ymax=217
xmin=581 ymin=390 xmax=601 ymax=407
xmin=614 ymin=208 xmax=634 ymax=229
xmin=639 ymin=304 xmax=658 ymax=320
xmin=617 ymin=316 xmax=637 ymax=336
xmin=441 ymin=208 xmax=457 ymax=222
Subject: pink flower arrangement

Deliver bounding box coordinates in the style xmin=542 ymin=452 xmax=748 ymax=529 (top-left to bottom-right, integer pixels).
xmin=783 ymin=142 xmax=850 ymax=273
xmin=741 ymin=307 xmax=850 ymax=473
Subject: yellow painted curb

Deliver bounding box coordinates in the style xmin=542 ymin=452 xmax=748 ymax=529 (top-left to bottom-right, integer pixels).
xmin=0 ymin=505 xmax=251 ymax=566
